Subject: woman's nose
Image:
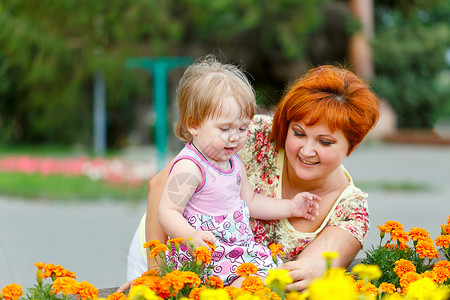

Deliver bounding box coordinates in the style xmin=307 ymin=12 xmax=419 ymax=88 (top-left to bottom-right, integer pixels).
xmin=300 ymin=140 xmax=316 ymax=156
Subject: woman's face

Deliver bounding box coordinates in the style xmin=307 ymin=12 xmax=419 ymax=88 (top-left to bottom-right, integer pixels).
xmin=284 ymin=120 xmax=350 ymax=181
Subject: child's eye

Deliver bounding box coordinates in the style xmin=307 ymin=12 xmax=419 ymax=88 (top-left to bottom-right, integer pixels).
xmin=220 ymin=127 xmax=230 ymax=132
xmin=239 ymin=127 xmax=247 ymax=132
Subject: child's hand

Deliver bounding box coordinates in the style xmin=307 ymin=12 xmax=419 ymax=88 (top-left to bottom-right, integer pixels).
xmin=290 ymin=192 xmax=321 ymax=220
xmin=186 ymin=230 xmax=216 ymax=256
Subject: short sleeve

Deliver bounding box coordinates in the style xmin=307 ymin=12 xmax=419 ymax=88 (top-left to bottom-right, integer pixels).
xmin=239 ymin=114 xmax=280 ymax=198
xmin=329 ymin=187 xmax=370 ymax=246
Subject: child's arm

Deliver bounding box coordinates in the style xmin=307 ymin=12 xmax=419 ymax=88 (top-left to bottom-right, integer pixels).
xmin=158 ymin=159 xmax=216 ymax=252
xmin=240 ymin=167 xmax=320 ymax=220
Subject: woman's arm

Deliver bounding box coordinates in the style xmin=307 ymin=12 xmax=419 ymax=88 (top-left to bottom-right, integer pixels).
xmin=278 ymin=226 xmax=361 ymax=291
xmin=145 ymin=159 xmax=174 ymax=269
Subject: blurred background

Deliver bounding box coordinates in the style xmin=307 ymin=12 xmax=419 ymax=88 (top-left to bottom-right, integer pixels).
xmin=0 ymin=0 xmax=449 ymax=290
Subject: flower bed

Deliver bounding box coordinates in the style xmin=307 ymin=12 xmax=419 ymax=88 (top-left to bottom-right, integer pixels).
xmin=2 ymin=216 xmax=449 ymax=300
xmin=0 ymin=155 xmax=156 ymax=185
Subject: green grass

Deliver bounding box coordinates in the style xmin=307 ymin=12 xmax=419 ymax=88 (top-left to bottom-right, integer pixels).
xmin=355 ymin=180 xmax=433 ymax=192
xmin=0 ymin=172 xmax=148 ymax=202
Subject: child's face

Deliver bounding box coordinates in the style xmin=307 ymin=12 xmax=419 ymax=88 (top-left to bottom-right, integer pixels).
xmin=189 ymin=95 xmax=250 ymax=166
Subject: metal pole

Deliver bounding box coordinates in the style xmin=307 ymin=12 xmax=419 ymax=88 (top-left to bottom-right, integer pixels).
xmin=93 ymin=71 xmax=107 ymax=156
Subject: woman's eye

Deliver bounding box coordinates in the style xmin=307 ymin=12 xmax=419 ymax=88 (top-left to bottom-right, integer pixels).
xmin=239 ymin=127 xmax=247 ymax=132
xmin=320 ymin=140 xmax=333 ymax=146
xmin=293 ymin=131 xmax=305 ymax=137
xmin=220 ymin=127 xmax=229 ymax=132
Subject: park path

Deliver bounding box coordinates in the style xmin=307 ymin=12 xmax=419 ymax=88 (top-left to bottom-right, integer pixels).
xmin=1 ymin=142 xmax=449 ymax=289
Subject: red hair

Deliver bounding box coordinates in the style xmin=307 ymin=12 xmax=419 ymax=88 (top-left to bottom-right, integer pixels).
xmin=271 ymin=65 xmax=379 ymax=155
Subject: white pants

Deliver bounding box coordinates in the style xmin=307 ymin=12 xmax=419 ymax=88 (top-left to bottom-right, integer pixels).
xmin=126 ymin=214 xmax=148 ymax=281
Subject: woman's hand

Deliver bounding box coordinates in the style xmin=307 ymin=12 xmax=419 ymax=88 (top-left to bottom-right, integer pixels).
xmin=277 ymin=256 xmax=326 ymax=291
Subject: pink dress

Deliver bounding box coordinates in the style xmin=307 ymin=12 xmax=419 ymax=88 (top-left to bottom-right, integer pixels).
xmin=166 ymin=143 xmax=281 ymax=285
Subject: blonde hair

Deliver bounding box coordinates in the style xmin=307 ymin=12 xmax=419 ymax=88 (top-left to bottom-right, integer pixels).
xmin=174 ymin=55 xmax=256 ymax=142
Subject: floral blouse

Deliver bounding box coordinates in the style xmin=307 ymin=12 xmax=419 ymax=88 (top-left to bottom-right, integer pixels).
xmin=239 ymin=114 xmax=370 ymax=262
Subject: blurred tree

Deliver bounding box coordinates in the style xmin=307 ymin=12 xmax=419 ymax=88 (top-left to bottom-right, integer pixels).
xmin=371 ymin=0 xmax=450 ymax=129
xmin=0 ymin=0 xmax=354 ymax=148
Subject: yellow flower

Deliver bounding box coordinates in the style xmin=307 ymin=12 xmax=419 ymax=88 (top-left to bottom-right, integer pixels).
xmin=308 ymin=268 xmax=356 ymax=300
xmin=351 ymin=264 xmax=382 ymax=281
xmin=236 ymin=263 xmax=258 ymax=278
xmin=1 ymin=283 xmax=23 ymax=300
xmin=129 ymin=285 xmax=159 ymax=300
xmin=235 ymin=291 xmax=260 ymax=300
xmin=286 ymin=291 xmax=308 ymax=300
xmin=406 ymin=277 xmax=449 ymax=300
xmin=200 ymin=288 xmax=230 ymax=300
xmin=265 ymin=269 xmax=293 ymax=289
xmin=322 ymin=251 xmax=339 ymax=260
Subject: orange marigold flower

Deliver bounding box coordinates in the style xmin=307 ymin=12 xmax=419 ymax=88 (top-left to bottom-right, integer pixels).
xmin=143 ymin=240 xmax=161 ymax=249
xmin=399 ymin=271 xmax=420 ymax=292
xmin=382 ymin=221 xmax=404 ymax=233
xmin=107 ymin=292 xmax=127 ymax=300
xmin=205 ymin=241 xmax=216 ymax=253
xmin=1 ymin=283 xmax=23 ymax=300
xmin=194 ymin=246 xmax=212 ymax=264
xmin=74 ymin=280 xmax=98 ymax=300
xmin=415 ymin=240 xmax=440 ymax=259
xmin=160 ymin=270 xmax=185 ymax=296
xmin=149 ymin=243 xmax=169 ymax=258
xmin=269 ymin=243 xmax=286 ymax=257
xmin=43 ymin=263 xmax=71 ymax=280
xmin=394 ymin=259 xmax=416 ymax=277
xmin=441 ymin=224 xmax=450 ymax=235
xmin=167 ymin=237 xmax=184 ymax=244
xmin=420 ymin=271 xmax=438 ymax=283
xmin=379 ymin=282 xmax=396 ymax=295
xmin=432 ymin=261 xmax=450 ymax=284
xmin=240 ymin=275 xmax=265 ymax=293
xmin=182 ymin=271 xmax=201 ymax=288
xmin=236 ymin=262 xmax=258 ymax=278
xmin=408 ymin=228 xmax=430 ymax=242
xmin=390 ymin=229 xmax=409 ymax=244
xmin=188 ymin=286 xmax=207 ymax=300
xmin=52 ymin=277 xmax=79 ymax=296
xmin=447 ymin=215 xmax=450 ymax=225
xmin=133 ymin=275 xmax=162 ymax=291
xmin=140 ymin=269 xmax=159 ymax=277
xmin=435 ymin=235 xmax=450 ymax=248
xmin=223 ymin=286 xmax=241 ymax=298
xmin=205 ymin=276 xmax=224 ymax=289
xmin=354 ymin=280 xmax=378 ymax=296
xmin=34 ymin=262 xmax=46 ymax=270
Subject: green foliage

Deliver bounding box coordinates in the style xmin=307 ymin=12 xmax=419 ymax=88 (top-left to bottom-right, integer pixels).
xmin=25 ymin=283 xmax=71 ymax=300
xmin=372 ymin=1 xmax=450 ymax=128
xmin=0 ymin=0 xmax=327 ymax=147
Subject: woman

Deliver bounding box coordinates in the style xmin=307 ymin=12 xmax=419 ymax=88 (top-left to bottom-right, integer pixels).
xmin=121 ymin=64 xmax=380 ymax=292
